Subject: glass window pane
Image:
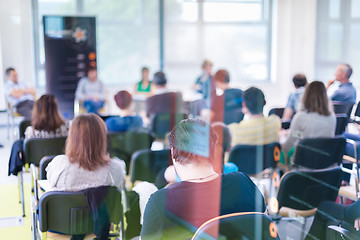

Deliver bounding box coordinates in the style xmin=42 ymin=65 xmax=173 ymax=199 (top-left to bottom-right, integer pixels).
xmin=328 ymin=0 xmax=341 ymax=19
xmin=165 ymin=0 xmax=199 ymax=22
xmin=204 ymin=25 xmax=268 ymax=81
xmin=203 ymin=1 xmax=262 ymax=22
xmin=82 ymin=0 xmax=160 ymax=85
xmin=318 ymin=24 xmax=343 ymax=61
xmin=351 ymin=0 xmax=360 ymax=18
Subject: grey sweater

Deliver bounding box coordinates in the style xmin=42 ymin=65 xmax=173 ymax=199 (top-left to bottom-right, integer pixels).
xmin=281 ymin=111 xmax=336 ymax=153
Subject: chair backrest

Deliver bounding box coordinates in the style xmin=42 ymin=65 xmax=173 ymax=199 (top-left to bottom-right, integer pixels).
xmin=129 ymin=149 xmax=171 ymax=184
xmin=107 ymin=129 xmax=155 ymax=173
xmin=354 ymin=101 xmax=360 ymax=118
xmin=268 ymin=108 xmax=284 ymax=118
xmin=150 ymin=112 xmax=188 ymax=139
xmin=224 ymin=108 xmax=244 ymax=125
xmin=192 ymin=212 xmax=279 ymax=240
xmin=335 ymin=114 xmax=348 ymax=135
xmin=39 ymin=155 xmax=56 ymax=180
xmin=19 ymin=120 xmax=31 ymax=139
xmin=333 ymin=101 xmax=354 ymax=116
xmin=39 ymin=186 xmax=122 ymax=235
xmin=293 ymin=137 xmax=346 ymax=169
xmin=277 ymin=167 xmax=343 ymax=210
xmin=24 ymin=137 xmax=67 ymax=166
xmin=228 ymin=142 xmax=281 ymax=175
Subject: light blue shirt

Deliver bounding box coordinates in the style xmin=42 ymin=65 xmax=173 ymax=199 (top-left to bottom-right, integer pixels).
xmin=75 ymin=77 xmax=106 ymax=101
xmin=331 ymin=82 xmax=357 ymax=104
xmin=4 ymin=80 xmax=35 ymax=106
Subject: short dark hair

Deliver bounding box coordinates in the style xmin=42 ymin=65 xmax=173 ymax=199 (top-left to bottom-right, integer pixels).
xmin=5 ymin=67 xmax=15 ymax=76
xmin=213 ymin=69 xmax=230 ymax=84
xmin=341 ymin=63 xmax=353 ymax=79
xmin=153 ymin=71 xmax=167 ymax=86
xmin=292 ymin=74 xmax=307 ymax=88
xmin=243 ymin=87 xmax=265 ymax=115
xmin=86 ymin=66 xmax=97 ymax=76
xmin=141 ymin=67 xmax=149 ymax=72
xmin=114 ymin=90 xmax=132 ymax=110
xmin=168 ymin=118 xmax=217 ymax=165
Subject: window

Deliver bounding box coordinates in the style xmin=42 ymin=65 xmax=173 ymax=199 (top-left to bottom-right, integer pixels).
xmin=316 ymin=0 xmax=360 ymax=84
xmin=33 ymin=0 xmax=273 ymax=87
xmin=164 ymin=0 xmax=273 ymax=85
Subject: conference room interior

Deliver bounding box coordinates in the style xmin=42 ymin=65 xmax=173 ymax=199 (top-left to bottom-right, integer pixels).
xmin=1 ymin=0 xmax=360 ymax=239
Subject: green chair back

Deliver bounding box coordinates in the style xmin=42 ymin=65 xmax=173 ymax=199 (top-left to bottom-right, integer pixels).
xmin=107 ymin=129 xmax=155 ymax=173
xmin=129 ymin=149 xmax=171 ymax=184
xmin=39 ymin=186 xmax=123 ymax=236
xmin=24 ymin=137 xmax=67 ymax=166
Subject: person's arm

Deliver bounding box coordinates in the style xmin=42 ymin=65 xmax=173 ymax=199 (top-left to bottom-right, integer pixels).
xmin=98 ymin=80 xmax=106 ymax=101
xmin=282 ymin=108 xmax=294 ymax=121
xmin=281 ymin=113 xmax=302 ymax=155
xmin=355 ymin=218 xmax=360 ymax=231
xmin=46 ymin=155 xmax=67 ymax=189
xmin=327 ymin=79 xmax=336 ymax=89
xmin=75 ymin=79 xmax=85 ymax=100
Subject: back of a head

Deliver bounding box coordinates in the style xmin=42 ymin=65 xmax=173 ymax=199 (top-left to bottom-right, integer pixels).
xmin=66 ymin=113 xmax=109 ymax=171
xmin=153 ymin=71 xmax=167 ymax=86
xmin=341 ymin=63 xmax=353 ymax=79
xmin=168 ymin=118 xmax=217 ymax=165
xmin=213 ymin=69 xmax=230 ymax=84
xmin=292 ymin=74 xmax=307 ymax=88
xmin=114 ymin=90 xmax=132 ymax=110
xmin=243 ymin=87 xmax=265 ymax=115
xmin=302 ymin=81 xmax=331 ymax=116
xmin=32 ymin=94 xmax=64 ymax=132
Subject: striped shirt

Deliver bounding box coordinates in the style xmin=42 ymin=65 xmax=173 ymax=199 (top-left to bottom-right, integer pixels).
xmin=229 ymin=115 xmax=281 ymax=146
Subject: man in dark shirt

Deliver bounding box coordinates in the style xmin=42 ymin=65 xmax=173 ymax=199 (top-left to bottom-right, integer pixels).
xmin=141 ymin=119 xmax=266 ymax=240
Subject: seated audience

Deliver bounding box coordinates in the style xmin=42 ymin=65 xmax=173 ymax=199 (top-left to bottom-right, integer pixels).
xmin=305 ymin=199 xmax=360 ymax=240
xmin=105 ymin=90 xmax=143 ymax=132
xmin=141 ymin=119 xmax=265 ymax=240
xmin=281 ymin=81 xmax=336 ymax=155
xmin=134 ymin=66 xmax=152 ymax=94
xmin=145 ymin=71 xmax=183 ymax=118
xmin=193 ymin=60 xmax=213 ymax=97
xmin=282 ymin=73 xmax=307 ymax=120
xmin=46 ymin=113 xmax=126 ymax=191
xmin=25 ymin=94 xmax=69 ymax=139
xmin=75 ymin=66 xmax=106 ymax=114
xmin=327 ymin=63 xmax=356 ymax=104
xmin=229 ymin=87 xmax=281 ymax=146
xmin=210 ymin=69 xmax=243 ymax=125
xmin=4 ymin=67 xmax=35 ymax=119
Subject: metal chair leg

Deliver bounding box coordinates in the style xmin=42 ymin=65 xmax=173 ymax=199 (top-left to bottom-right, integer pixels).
xmin=19 ymin=171 xmax=25 ymax=217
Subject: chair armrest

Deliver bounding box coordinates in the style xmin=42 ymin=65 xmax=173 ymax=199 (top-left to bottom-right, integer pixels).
xmin=327 ymin=225 xmax=359 ymax=240
xmin=343 ymin=155 xmax=357 ymax=164
xmin=279 ymin=207 xmax=317 ymax=218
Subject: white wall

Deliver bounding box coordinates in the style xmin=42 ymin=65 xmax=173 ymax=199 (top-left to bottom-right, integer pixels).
xmin=0 ymin=0 xmax=36 ymax=88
